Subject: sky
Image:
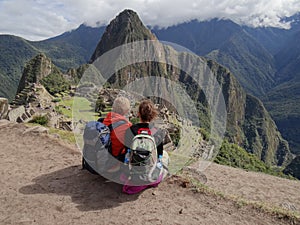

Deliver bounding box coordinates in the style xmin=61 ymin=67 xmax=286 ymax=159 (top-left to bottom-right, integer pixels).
xmin=1 ymin=0 xmax=300 ymax=41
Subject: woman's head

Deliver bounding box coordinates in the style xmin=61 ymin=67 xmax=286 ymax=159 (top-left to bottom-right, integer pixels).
xmin=112 ymin=96 xmax=131 ymax=115
xmin=138 ymin=99 xmax=158 ymax=122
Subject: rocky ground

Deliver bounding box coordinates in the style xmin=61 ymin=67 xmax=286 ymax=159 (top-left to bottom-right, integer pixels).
xmin=0 ymin=120 xmax=299 ymax=225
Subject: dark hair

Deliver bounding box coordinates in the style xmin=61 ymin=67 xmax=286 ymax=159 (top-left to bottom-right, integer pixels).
xmin=138 ymin=99 xmax=158 ymax=122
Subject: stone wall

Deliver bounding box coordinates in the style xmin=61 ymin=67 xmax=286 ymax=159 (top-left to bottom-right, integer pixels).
xmin=8 ymin=106 xmax=35 ymax=123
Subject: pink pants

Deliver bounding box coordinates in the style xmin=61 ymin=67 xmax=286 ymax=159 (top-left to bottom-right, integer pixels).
xmin=122 ymin=175 xmax=163 ymax=195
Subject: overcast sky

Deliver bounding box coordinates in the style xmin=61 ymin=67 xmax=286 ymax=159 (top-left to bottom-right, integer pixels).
xmin=1 ymin=0 xmax=300 ymax=41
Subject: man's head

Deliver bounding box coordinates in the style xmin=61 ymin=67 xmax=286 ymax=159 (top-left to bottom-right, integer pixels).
xmin=112 ymin=96 xmax=131 ymax=116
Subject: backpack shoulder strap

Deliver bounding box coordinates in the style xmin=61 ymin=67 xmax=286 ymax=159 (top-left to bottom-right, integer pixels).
xmin=97 ymin=118 xmax=104 ymax=123
xmin=107 ymin=120 xmax=128 ymax=156
xmin=108 ymin=120 xmax=127 ymax=131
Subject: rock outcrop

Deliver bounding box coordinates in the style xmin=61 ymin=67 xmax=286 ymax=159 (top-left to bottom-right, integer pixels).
xmin=14 ymin=53 xmax=69 ymax=104
xmin=284 ymin=156 xmax=300 ymax=179
xmin=206 ymin=61 xmax=291 ymax=166
xmin=0 ymin=98 xmax=9 ymax=119
xmin=16 ymin=53 xmax=55 ymax=94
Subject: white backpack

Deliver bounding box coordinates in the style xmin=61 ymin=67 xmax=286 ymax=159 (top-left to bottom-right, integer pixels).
xmin=128 ymin=128 xmax=163 ymax=184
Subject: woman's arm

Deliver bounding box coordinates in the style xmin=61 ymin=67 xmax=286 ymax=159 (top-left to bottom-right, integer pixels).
xmin=157 ymin=141 xmax=163 ymax=156
xmin=154 ymin=128 xmax=164 ymax=156
xmin=124 ymin=126 xmax=134 ymax=149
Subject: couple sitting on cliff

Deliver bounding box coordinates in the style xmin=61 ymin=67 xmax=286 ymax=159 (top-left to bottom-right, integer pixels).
xmin=98 ymin=96 xmax=169 ymax=194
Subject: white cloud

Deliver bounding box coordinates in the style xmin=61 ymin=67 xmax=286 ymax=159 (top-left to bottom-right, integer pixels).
xmin=0 ymin=0 xmax=300 ymax=41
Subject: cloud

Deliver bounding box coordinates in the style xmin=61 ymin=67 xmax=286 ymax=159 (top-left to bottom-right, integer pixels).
xmin=0 ymin=0 xmax=77 ymax=40
xmin=0 ymin=0 xmax=300 ymax=41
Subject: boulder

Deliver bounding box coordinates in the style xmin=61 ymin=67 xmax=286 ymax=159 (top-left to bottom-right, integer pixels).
xmin=23 ymin=126 xmax=49 ymax=135
xmin=0 ymin=119 xmax=11 ymax=127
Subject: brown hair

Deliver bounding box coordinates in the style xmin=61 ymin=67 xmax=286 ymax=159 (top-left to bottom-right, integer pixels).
xmin=138 ymin=99 xmax=158 ymax=122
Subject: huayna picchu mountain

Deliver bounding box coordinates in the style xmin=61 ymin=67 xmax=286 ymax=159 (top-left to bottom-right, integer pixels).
xmin=89 ymin=9 xmax=292 ymax=166
xmin=90 ymin=9 xmax=156 ymax=62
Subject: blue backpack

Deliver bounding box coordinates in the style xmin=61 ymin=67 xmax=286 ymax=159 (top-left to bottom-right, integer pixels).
xmin=82 ymin=119 xmax=126 ymax=174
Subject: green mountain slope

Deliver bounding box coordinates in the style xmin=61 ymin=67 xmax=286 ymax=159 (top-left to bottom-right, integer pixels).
xmin=206 ymin=60 xmax=291 ymax=166
xmin=154 ymin=21 xmax=279 ymax=97
xmin=152 ymin=19 xmax=242 ymax=56
xmin=244 ymin=27 xmax=290 ymax=55
xmin=264 ymin=79 xmax=300 ymax=154
xmin=206 ymin=30 xmax=276 ymax=96
xmin=0 ymin=35 xmax=39 ymax=100
xmin=34 ymin=24 xmax=105 ymax=70
xmin=154 ymin=18 xmax=300 ymax=157
xmin=284 ymin=155 xmax=300 ymax=179
xmin=0 ymin=26 xmax=105 ymax=101
xmin=261 ymin=30 xmax=300 ymax=154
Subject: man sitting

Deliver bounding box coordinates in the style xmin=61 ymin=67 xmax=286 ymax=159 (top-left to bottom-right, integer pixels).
xmin=102 ymin=96 xmax=132 ymax=170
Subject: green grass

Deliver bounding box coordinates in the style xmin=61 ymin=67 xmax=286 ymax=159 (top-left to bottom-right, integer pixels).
xmin=25 ymin=123 xmax=76 ymax=145
xmin=48 ymin=128 xmax=76 ymax=144
xmin=55 ymin=96 xmax=98 ymax=121
xmin=72 ymin=96 xmax=99 ymax=122
xmin=53 ymin=96 xmax=113 ymax=149
xmin=55 ymin=98 xmax=73 ymax=118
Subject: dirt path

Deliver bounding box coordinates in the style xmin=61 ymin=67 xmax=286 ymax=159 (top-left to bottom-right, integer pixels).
xmin=0 ymin=120 xmax=297 ymax=225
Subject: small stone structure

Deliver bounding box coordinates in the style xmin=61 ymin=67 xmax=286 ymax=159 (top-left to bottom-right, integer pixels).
xmin=8 ymin=106 xmax=35 ymax=123
xmin=59 ymin=120 xmax=73 ymax=131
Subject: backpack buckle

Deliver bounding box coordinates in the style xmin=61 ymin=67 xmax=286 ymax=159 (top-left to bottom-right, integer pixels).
xmin=137 ymin=128 xmax=151 ymax=135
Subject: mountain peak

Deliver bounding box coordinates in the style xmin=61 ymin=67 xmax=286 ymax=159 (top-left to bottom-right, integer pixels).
xmin=90 ymin=9 xmax=156 ymax=62
xmin=15 ymin=53 xmax=65 ymax=97
xmin=115 ymin=9 xmax=139 ymax=21
xmin=17 ymin=53 xmax=53 ymax=93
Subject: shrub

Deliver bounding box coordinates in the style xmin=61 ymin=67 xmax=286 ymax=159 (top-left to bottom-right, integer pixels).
xmin=95 ymin=97 xmax=106 ymax=112
xmin=29 ymin=115 xmax=49 ymax=126
xmin=170 ymin=132 xmax=181 ymax=146
xmin=54 ymin=106 xmax=63 ymax=114
xmin=52 ymin=98 xmax=61 ymax=103
xmin=214 ymin=140 xmax=294 ymax=179
xmin=169 ymin=126 xmax=181 ymax=147
xmin=40 ymin=73 xmax=71 ymax=95
xmin=199 ymin=128 xmax=210 ymax=141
